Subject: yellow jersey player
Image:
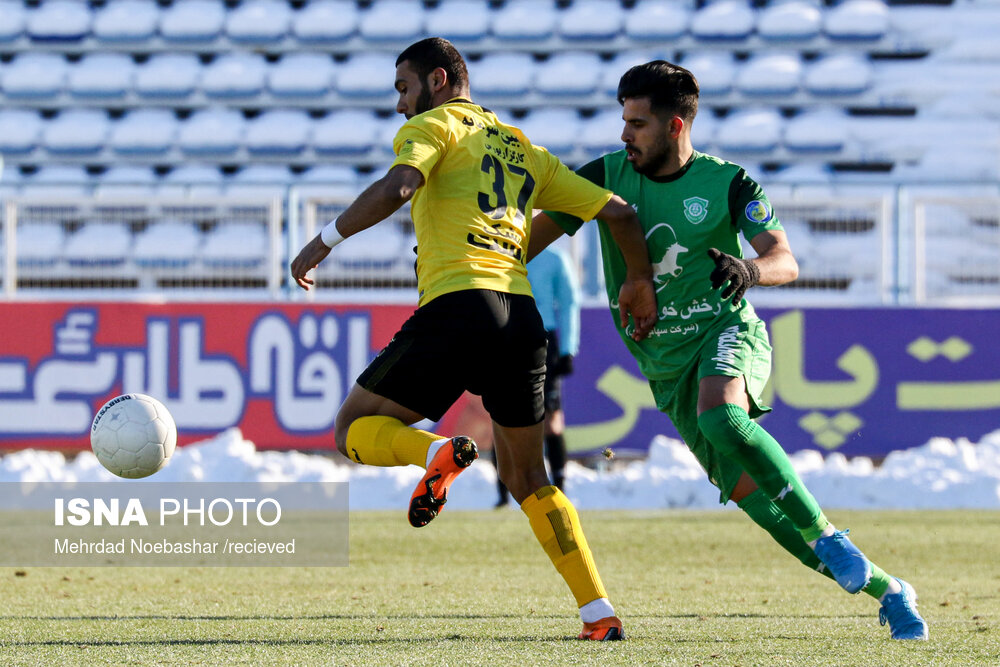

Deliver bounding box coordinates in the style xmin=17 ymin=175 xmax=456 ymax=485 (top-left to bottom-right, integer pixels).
xmin=290 ymin=37 xmax=657 ymax=641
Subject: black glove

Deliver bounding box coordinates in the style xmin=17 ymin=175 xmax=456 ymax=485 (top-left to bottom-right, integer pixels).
xmin=707 ymin=248 xmax=760 ymax=306
xmin=553 ymin=354 xmax=574 ymax=377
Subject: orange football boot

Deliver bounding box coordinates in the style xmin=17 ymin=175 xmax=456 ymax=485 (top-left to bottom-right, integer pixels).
xmin=578 ymin=616 xmax=626 ymax=641
xmin=408 ymin=436 xmax=478 ymax=527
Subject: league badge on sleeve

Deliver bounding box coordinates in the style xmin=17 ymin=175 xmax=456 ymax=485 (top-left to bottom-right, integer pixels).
xmin=745 ymin=200 xmax=773 ymax=224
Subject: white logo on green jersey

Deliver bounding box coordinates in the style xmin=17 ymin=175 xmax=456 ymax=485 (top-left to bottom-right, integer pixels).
xmin=682 ymin=196 xmax=709 ymax=224
xmin=646 ymin=223 xmax=688 ymax=292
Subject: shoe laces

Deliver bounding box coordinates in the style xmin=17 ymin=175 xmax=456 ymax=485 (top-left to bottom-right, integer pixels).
xmin=819 ymin=529 xmax=855 ymax=563
xmin=879 ymin=587 xmax=917 ymax=630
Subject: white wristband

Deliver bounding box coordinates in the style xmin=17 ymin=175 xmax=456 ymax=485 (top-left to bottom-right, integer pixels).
xmin=320 ymin=218 xmax=345 ymax=248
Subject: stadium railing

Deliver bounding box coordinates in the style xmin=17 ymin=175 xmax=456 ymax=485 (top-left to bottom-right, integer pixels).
xmin=1 ymin=187 xmax=998 ymax=307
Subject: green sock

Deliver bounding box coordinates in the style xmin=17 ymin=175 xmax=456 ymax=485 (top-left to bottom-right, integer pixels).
xmin=737 ymin=489 xmax=834 ymax=581
xmin=699 ymin=404 xmax=828 ymax=542
xmin=863 ymin=563 xmax=892 ymax=600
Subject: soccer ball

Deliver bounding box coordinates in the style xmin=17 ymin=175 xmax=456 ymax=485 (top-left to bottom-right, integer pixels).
xmin=91 ymin=393 xmax=177 ymax=479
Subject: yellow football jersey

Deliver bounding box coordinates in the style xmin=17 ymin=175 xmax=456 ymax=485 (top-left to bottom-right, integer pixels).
xmin=391 ymin=99 xmax=612 ymax=306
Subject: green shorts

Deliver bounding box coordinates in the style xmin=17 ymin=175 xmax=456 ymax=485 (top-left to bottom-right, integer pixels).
xmin=648 ymin=315 xmax=773 ymax=504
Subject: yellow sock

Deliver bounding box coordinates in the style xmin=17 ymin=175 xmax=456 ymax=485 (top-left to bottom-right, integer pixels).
xmin=521 ymin=486 xmax=608 ymax=608
xmin=345 ymin=416 xmax=440 ymax=468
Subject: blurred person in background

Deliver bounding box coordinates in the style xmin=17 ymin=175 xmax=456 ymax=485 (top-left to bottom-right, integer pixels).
xmin=291 ymin=37 xmax=658 ymax=640
xmin=495 ymin=244 xmax=579 ymax=506
xmin=530 ymin=60 xmax=927 ymax=641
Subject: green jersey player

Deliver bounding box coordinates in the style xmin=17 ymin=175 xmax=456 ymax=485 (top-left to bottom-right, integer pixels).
xmin=531 ymin=60 xmax=927 ymax=641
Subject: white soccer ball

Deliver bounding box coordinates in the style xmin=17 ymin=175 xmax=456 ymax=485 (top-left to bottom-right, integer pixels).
xmin=91 ymin=393 xmax=177 ymax=479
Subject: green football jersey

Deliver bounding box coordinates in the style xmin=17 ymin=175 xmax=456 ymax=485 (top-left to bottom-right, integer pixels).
xmin=546 ymin=150 xmax=783 ymax=380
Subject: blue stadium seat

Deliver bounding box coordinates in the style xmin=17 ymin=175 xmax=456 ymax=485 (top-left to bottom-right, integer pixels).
xmin=22 ymin=166 xmax=92 ymax=198
xmin=580 ymin=108 xmax=626 ymax=156
xmin=0 ymin=164 xmax=24 ymax=198
xmin=232 ymin=164 xmax=293 ymax=184
xmin=492 ymin=0 xmax=558 ymax=41
xmin=0 ymin=109 xmax=43 ymax=155
xmin=43 ymin=110 xmax=110 ymax=156
xmin=804 ymin=53 xmax=873 ymax=96
xmin=92 ymin=0 xmax=159 ymax=42
xmin=26 ymin=0 xmax=91 ymax=42
xmin=17 ymin=222 xmax=65 ymax=267
xmin=535 ymin=52 xmax=603 ymax=97
xmin=715 ymin=108 xmax=783 ymax=153
xmin=600 ymin=51 xmax=664 ymax=96
xmin=292 ymin=0 xmax=358 ymax=43
xmin=313 ymin=110 xmax=381 ymax=156
xmin=758 ymin=0 xmax=822 ymax=42
xmin=849 ymin=115 xmax=922 ymax=163
xmin=68 ymin=53 xmax=136 ymax=99
xmin=690 ymin=0 xmax=756 ymax=41
xmin=376 ymin=115 xmax=404 ymax=151
xmin=268 ymin=52 xmax=336 ymax=98
xmin=299 ymin=164 xmax=358 ymax=185
xmin=109 ymin=109 xmax=178 ymax=156
xmin=425 ymin=0 xmax=492 ymax=43
xmin=65 ymin=224 xmax=132 ymax=268
xmin=202 ymin=53 xmax=268 ymax=98
xmin=359 ymin=1 xmax=424 ymax=42
xmin=159 ymin=0 xmax=226 ymax=43
xmin=162 ymin=164 xmax=226 ymax=198
xmin=331 ymin=223 xmax=406 ymax=272
xmin=227 ymin=165 xmax=293 ymax=198
xmin=134 ymin=53 xmax=202 ymax=99
xmin=226 ymin=0 xmax=292 ymax=45
xmin=470 ymin=53 xmax=535 ymax=98
xmin=559 ymin=0 xmax=625 ymax=40
xmin=824 ymin=0 xmax=889 ymax=41
xmin=0 ymin=1 xmax=27 ymax=43
xmin=679 ymin=52 xmax=736 ymax=96
xmin=625 ymin=0 xmax=691 ymax=42
xmin=296 ymin=164 xmax=360 ymax=198
xmin=202 ymin=223 xmax=267 ymax=268
xmin=178 ymin=108 xmax=245 ymax=157
xmin=245 ymin=110 xmax=312 ymax=156
xmin=736 ymin=53 xmax=803 ymax=97
xmin=1 ymin=53 xmax=67 ymax=99
xmin=336 ymin=53 xmax=396 ymax=99
xmin=516 ymin=108 xmax=582 ymax=156
xmin=691 ymin=110 xmax=719 ymax=152
xmin=94 ymin=166 xmax=159 ymax=199
xmin=133 ymin=222 xmax=203 ymax=268
xmin=784 ymin=108 xmax=849 ymax=152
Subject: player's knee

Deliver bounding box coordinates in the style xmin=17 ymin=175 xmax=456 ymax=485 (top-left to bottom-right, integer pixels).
xmin=698 ymin=403 xmax=755 ymax=450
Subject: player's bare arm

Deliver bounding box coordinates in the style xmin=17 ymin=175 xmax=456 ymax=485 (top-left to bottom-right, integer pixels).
xmin=747 ymin=229 xmax=799 ymax=286
xmin=707 ymin=230 xmax=799 ymax=304
xmin=593 ymin=195 xmax=657 ymax=341
xmin=290 ymin=165 xmax=425 ymax=290
xmin=526 ymin=212 xmax=565 ymax=261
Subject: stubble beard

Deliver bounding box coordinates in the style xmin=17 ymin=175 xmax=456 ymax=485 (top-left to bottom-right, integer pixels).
xmin=629 ymin=138 xmax=672 ymax=177
xmin=405 ymin=86 xmax=434 ymax=120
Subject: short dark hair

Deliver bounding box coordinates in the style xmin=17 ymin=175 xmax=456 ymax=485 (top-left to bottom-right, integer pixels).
xmin=396 ymin=37 xmax=469 ymax=90
xmin=617 ymin=60 xmax=699 ymax=121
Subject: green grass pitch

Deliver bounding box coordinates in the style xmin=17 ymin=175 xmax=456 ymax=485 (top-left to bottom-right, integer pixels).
xmin=1 ymin=509 xmax=997 ymax=665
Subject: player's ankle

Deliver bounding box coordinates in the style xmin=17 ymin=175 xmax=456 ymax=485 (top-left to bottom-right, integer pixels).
xmin=424 ymin=438 xmax=449 ymax=468
xmin=879 ymin=577 xmax=903 ymax=602
xmin=580 ymin=598 xmax=615 ymax=623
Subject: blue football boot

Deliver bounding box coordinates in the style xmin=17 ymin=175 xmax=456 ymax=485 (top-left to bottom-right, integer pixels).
xmin=879 ymin=578 xmax=929 ymax=640
xmin=813 ymin=529 xmax=872 ymax=594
